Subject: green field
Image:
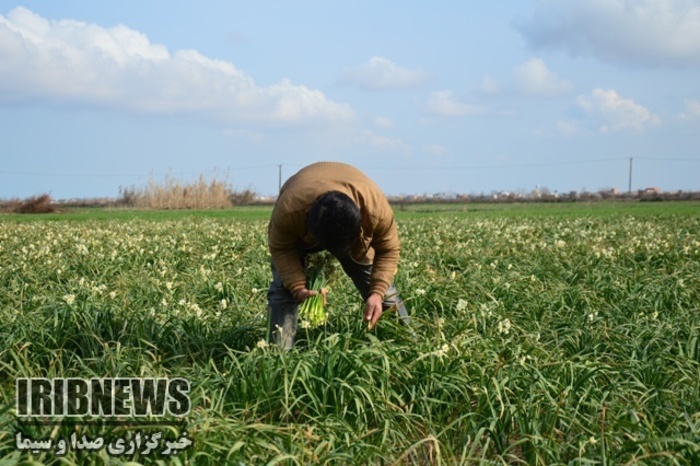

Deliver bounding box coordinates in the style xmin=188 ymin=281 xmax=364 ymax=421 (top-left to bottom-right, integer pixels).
xmin=1 ymin=202 xmax=699 ymax=464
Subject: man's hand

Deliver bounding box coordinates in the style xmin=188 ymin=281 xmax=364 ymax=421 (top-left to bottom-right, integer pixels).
xmin=293 ymin=288 xmax=327 ymax=304
xmin=364 ymin=293 xmax=383 ymax=330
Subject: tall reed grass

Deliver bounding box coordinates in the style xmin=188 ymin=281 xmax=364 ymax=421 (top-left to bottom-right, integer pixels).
xmin=119 ymin=173 xmax=255 ymax=209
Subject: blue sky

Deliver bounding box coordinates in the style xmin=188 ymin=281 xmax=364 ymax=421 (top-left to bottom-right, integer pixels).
xmin=1 ymin=1 xmax=699 ymax=199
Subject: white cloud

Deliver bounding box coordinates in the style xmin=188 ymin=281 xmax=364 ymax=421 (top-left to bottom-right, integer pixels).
xmin=361 ymin=129 xmax=404 ymax=149
xmin=679 ymin=98 xmax=700 ymax=119
xmin=480 ymin=75 xmax=502 ymax=95
xmin=0 ymin=7 xmax=353 ymax=124
xmin=339 ymin=56 xmax=429 ymax=91
xmin=556 ymin=120 xmax=580 ymax=137
xmin=533 ymin=120 xmax=582 ymax=137
xmin=513 ymin=59 xmax=574 ymax=97
xmin=426 ymin=90 xmax=479 ymax=117
xmin=515 ymin=0 xmax=700 ymax=67
xmin=577 ymin=88 xmax=660 ymax=133
xmin=374 ymin=117 xmax=394 ymax=129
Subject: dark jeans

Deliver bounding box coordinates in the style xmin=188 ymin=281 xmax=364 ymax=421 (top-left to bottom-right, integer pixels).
xmin=267 ymin=253 xmax=410 ymax=349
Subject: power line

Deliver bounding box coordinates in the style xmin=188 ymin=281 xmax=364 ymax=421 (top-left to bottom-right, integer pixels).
xmin=359 ymin=157 xmax=629 ymax=171
xmin=0 ymin=165 xmax=280 ymax=178
xmin=635 ymin=157 xmax=700 ymax=163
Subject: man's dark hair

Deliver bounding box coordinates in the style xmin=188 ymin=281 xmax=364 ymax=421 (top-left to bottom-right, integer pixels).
xmin=307 ymin=191 xmax=361 ymax=255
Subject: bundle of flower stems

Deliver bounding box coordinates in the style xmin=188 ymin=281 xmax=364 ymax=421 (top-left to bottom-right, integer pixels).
xmin=299 ymin=252 xmax=335 ymax=328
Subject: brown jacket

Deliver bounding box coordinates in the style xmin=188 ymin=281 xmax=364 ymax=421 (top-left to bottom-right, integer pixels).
xmin=268 ymin=162 xmax=400 ymax=298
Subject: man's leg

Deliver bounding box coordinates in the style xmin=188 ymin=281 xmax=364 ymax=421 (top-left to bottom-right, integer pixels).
xmin=267 ymin=262 xmax=299 ymax=349
xmin=336 ymin=255 xmax=410 ymax=325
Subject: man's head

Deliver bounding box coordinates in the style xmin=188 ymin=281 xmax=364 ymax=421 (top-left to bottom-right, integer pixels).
xmin=307 ymin=191 xmax=361 ymax=255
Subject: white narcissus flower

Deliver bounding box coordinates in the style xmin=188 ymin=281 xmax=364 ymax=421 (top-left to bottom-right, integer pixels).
xmin=62 ymin=294 xmax=76 ymax=305
xmin=189 ymin=303 xmax=203 ymax=317
xmin=433 ymin=344 xmax=450 ymax=358
xmin=498 ymin=318 xmax=511 ymax=335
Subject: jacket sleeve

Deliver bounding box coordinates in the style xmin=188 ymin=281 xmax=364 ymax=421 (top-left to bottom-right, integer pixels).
xmin=367 ymin=206 xmax=400 ymax=297
xmin=268 ymin=212 xmax=307 ymax=295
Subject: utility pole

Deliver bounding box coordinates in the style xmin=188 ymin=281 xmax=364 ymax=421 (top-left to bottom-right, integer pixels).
xmin=628 ymin=157 xmax=633 ymax=197
xmin=278 ymin=164 xmax=282 ymax=194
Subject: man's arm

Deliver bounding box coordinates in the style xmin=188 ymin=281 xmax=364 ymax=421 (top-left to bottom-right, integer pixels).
xmin=268 ymin=212 xmax=307 ymax=296
xmin=362 ymin=211 xmax=400 ymax=329
xmin=367 ymin=212 xmax=400 ymax=297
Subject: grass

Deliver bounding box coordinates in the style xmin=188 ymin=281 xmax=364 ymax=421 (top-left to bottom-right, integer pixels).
xmin=2 ymin=200 xmax=698 ymax=223
xmin=1 ymin=202 xmax=699 ymax=464
xmin=393 ymin=200 xmax=700 ymax=218
xmin=0 ymin=205 xmax=274 ymax=222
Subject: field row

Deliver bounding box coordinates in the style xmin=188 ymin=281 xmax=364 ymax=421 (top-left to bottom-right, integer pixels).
xmin=1 ymin=212 xmax=700 ymax=464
